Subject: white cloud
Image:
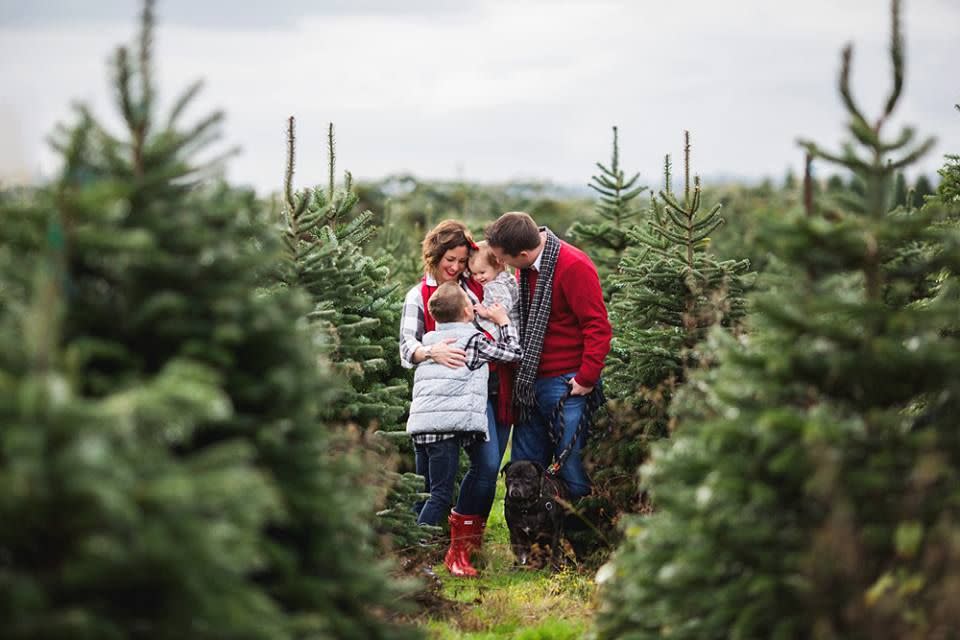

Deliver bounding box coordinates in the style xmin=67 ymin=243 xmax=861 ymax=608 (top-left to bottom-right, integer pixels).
xmin=0 ymin=0 xmax=956 ymax=193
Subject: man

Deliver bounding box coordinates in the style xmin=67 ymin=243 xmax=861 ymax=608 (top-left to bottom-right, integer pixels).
xmin=484 ymin=211 xmax=612 ymax=499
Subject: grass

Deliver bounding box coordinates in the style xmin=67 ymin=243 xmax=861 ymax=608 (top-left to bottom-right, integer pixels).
xmin=415 ymin=475 xmax=598 ymax=639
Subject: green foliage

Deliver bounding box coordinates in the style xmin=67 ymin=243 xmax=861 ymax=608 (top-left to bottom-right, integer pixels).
xmin=279 ymin=119 xmax=432 ymax=556
xmin=280 ymin=118 xmax=410 ymax=432
xmin=0 ymin=4 xmax=418 ymax=638
xmin=418 ymin=481 xmax=594 ymax=639
xmin=596 ymin=3 xmax=960 ymax=637
xmin=934 ymin=105 xmax=960 ymax=205
xmin=584 ymin=133 xmax=752 ymax=544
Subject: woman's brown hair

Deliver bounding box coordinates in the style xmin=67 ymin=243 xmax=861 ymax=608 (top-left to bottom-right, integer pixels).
xmin=421 ymin=219 xmax=476 ymax=279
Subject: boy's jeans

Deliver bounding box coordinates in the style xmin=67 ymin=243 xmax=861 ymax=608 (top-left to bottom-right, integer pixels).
xmin=414 ymin=438 xmax=460 ymax=526
xmin=413 ymin=401 xmax=511 ymax=524
xmin=511 ymin=372 xmax=593 ymax=499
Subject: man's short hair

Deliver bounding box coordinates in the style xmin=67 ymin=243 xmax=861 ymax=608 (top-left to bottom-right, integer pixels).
xmin=484 ymin=212 xmax=540 ymax=256
xmin=428 ymin=282 xmax=469 ymax=324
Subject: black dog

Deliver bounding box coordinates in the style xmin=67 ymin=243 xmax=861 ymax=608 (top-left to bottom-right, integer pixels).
xmin=502 ymin=460 xmax=568 ymax=569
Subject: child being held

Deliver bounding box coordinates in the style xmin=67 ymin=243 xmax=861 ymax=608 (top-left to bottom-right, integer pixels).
xmin=406 ymin=281 xmax=522 ymax=529
xmin=468 ymin=241 xmax=520 ymax=336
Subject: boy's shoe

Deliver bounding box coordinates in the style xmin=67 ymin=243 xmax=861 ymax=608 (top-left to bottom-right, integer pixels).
xmin=444 ymin=511 xmax=480 ymax=577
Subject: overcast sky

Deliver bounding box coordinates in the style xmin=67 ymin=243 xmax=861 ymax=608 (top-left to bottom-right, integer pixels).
xmin=1 ymin=0 xmax=957 ymax=194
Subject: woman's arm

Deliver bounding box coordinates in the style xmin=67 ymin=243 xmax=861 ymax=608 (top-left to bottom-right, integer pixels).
xmin=399 ymin=287 xmax=427 ymax=368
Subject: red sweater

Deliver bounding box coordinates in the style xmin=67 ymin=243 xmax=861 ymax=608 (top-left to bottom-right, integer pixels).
xmin=524 ymin=240 xmax=612 ymax=387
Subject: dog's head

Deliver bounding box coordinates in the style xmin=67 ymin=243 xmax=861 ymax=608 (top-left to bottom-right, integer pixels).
xmin=501 ymin=460 xmax=545 ymax=501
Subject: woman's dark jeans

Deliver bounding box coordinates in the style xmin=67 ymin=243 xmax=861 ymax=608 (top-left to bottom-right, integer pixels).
xmin=457 ymin=400 xmax=511 ymax=518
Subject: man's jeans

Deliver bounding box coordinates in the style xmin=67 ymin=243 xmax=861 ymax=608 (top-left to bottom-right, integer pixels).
xmin=511 ymin=372 xmax=593 ymax=499
xmin=457 ymin=400 xmax=511 ymax=517
xmin=414 ymin=438 xmax=460 ymax=526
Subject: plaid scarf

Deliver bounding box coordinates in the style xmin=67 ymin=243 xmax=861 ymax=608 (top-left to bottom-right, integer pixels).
xmin=515 ymin=227 xmax=561 ymax=422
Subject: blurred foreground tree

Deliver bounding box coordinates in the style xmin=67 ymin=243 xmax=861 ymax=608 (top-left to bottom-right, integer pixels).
xmin=0 ymin=3 xmax=419 ymax=638
xmin=596 ymin=2 xmax=960 ymax=637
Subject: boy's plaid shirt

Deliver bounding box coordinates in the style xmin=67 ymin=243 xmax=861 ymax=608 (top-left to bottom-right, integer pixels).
xmin=409 ymin=324 xmax=522 ymax=445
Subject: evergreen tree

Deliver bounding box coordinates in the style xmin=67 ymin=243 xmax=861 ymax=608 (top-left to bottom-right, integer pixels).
xmin=596 ymin=3 xmax=960 ymax=637
xmin=913 ymin=173 xmax=935 ymax=205
xmin=935 ymin=105 xmax=960 ymax=205
xmin=827 ymin=173 xmax=847 ymax=192
xmin=1 ymin=250 xmax=289 ymax=639
xmin=0 ymin=4 xmax=419 ymax=638
xmin=893 ymin=170 xmax=908 ymax=206
xmin=278 ymin=117 xmax=436 ymax=555
xmin=583 ymin=133 xmax=752 ymax=540
xmin=279 ymin=118 xmax=410 ymax=435
xmin=568 ymin=126 xmax=648 ymax=282
xmin=783 ymin=167 xmax=798 ymax=190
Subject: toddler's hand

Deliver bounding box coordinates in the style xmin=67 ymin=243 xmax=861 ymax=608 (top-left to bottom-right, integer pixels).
xmin=475 ymin=303 xmax=508 ymax=325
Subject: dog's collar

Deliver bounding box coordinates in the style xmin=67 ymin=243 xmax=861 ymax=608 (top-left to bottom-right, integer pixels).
xmin=506 ymin=471 xmax=558 ymax=514
xmin=507 ymin=496 xmax=554 ymax=516
xmin=506 ymin=480 xmax=556 ymax=514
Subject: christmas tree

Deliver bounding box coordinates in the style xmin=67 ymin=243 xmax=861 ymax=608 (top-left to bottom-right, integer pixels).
xmin=584 ymin=134 xmax=752 ymax=531
xmin=0 ymin=3 xmax=419 ymax=638
xmin=278 ymin=117 xmax=436 ymax=555
xmin=596 ymin=2 xmax=960 ymax=637
xmin=935 ymin=105 xmax=960 ymax=205
xmin=568 ymin=126 xmax=647 ymax=283
xmin=279 ymin=118 xmax=410 ymax=434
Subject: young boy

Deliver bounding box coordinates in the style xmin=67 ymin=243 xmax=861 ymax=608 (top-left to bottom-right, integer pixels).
xmin=406 ymin=281 xmax=522 ymax=572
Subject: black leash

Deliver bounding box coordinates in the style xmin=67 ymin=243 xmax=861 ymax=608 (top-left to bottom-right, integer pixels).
xmin=543 ymin=385 xmax=605 ymax=477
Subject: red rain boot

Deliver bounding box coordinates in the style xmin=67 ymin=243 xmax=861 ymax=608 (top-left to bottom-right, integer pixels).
xmin=444 ymin=511 xmax=480 ymax=577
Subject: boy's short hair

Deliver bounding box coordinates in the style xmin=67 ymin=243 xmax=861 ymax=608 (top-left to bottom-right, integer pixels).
xmin=428 ymin=282 xmax=469 ymax=323
xmin=468 ymin=241 xmax=505 ymax=272
xmin=484 ymin=212 xmax=540 ymax=256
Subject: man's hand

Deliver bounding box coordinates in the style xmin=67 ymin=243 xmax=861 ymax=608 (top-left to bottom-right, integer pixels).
xmin=430 ymin=338 xmax=467 ymax=368
xmin=569 ymin=378 xmax=593 ymax=396
xmin=475 ymin=303 xmax=509 ymax=326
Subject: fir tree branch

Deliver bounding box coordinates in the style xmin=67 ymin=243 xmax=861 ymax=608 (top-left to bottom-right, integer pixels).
xmin=879 ymin=0 xmax=904 ymax=128
xmin=167 ymin=79 xmax=204 ymax=129
xmin=839 ymin=45 xmax=872 ymax=135
xmin=327 ymin=122 xmax=336 ymax=203
xmin=285 ymin=116 xmax=297 ymax=215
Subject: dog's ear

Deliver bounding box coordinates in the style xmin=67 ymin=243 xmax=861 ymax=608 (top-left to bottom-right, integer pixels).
xmin=500 ymin=461 xmax=513 ymax=476
xmin=531 ymin=461 xmax=546 ymax=475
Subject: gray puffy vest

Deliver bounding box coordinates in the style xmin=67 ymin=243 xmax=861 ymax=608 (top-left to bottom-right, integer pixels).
xmin=406 ymin=322 xmax=489 ymax=438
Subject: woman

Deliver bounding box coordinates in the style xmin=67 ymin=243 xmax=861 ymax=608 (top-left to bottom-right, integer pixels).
xmin=399 ymin=219 xmax=511 ymax=577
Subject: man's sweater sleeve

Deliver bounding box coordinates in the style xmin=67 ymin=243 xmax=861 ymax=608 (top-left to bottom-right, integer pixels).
xmin=563 ymin=260 xmax=612 ymax=387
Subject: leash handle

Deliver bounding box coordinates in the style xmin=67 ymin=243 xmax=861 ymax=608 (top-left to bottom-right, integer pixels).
xmin=544 ymin=386 xmax=603 ymax=477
